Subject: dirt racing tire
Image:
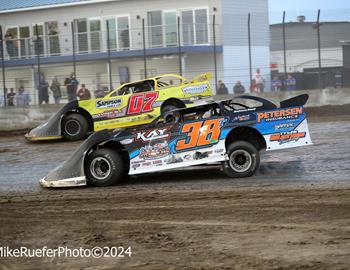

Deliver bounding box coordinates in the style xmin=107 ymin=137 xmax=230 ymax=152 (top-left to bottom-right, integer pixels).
xmin=62 ymin=113 xmax=88 ymax=141
xmin=222 ymin=141 xmax=260 ymax=178
xmin=85 ymin=148 xmax=125 ymax=187
xmin=161 ymin=104 xmax=181 ymax=123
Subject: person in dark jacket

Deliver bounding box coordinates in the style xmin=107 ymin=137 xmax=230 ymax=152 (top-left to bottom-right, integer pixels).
xmin=50 ymin=77 xmax=61 ymax=104
xmin=64 ymin=73 xmax=79 ymax=102
xmin=39 ymin=76 xmax=49 ymax=105
xmin=233 ymin=81 xmax=245 ymax=94
xmin=77 ymin=84 xmax=91 ymax=100
xmin=217 ymin=80 xmax=228 ymax=95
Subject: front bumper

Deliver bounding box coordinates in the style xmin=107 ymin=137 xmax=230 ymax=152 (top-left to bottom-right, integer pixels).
xmin=25 ymin=133 xmax=62 ymax=141
xmin=40 ymin=176 xmax=87 ymax=188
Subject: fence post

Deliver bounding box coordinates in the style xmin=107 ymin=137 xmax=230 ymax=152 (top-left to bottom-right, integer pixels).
xmin=212 ymin=14 xmax=218 ymax=93
xmin=247 ymin=13 xmax=252 ymax=89
xmin=282 ymin=11 xmax=287 ymax=80
xmin=35 ymin=24 xmax=41 ymax=102
xmin=71 ymin=22 xmax=77 ymax=76
xmin=316 ymin=9 xmax=322 ymax=89
xmin=106 ymin=20 xmax=113 ymax=91
xmin=0 ymin=25 xmax=6 ymax=107
xmin=142 ymin=18 xmax=147 ymax=79
xmin=177 ymin=16 xmax=182 ymax=76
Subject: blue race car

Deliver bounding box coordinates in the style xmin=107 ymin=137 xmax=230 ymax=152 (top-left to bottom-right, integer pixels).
xmin=40 ymin=94 xmax=312 ymax=187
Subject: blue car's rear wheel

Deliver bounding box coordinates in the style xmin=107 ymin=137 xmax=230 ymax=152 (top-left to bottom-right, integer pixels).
xmin=85 ymin=148 xmax=125 ymax=187
xmin=222 ymin=141 xmax=260 ymax=178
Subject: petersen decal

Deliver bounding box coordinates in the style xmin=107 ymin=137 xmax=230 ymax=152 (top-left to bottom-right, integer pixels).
xmin=96 ymin=99 xmax=122 ymax=109
xmin=257 ymin=107 xmax=303 ymax=123
xmin=135 ymin=128 xmax=169 ymax=142
xmin=182 ymin=84 xmax=209 ymax=95
xmin=270 ymin=131 xmax=306 ymax=144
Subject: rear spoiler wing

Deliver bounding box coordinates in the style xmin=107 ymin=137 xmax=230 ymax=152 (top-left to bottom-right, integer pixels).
xmin=190 ymin=72 xmax=212 ymax=83
xmin=280 ymin=94 xmax=309 ymax=108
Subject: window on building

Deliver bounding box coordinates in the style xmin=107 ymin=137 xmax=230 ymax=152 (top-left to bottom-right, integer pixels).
xmin=33 ymin=24 xmax=44 ymax=56
xmin=117 ymin=16 xmax=129 ymax=50
xmin=89 ymin=19 xmax=101 ymax=52
xmin=147 ymin=11 xmax=163 ymax=47
xmin=5 ymin=27 xmax=19 ymax=59
xmin=181 ymin=8 xmax=208 ymax=45
xmin=105 ymin=18 xmax=117 ymax=50
xmin=75 ymin=19 xmax=88 ymax=53
xmin=19 ymin=26 xmax=30 ymax=58
xmin=45 ymin=21 xmax=60 ymax=55
xmin=194 ymin=9 xmax=208 ymax=44
xmin=164 ymin=11 xmax=177 ymax=47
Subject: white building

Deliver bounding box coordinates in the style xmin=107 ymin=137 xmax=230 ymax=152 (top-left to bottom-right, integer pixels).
xmin=0 ymin=0 xmax=270 ymax=104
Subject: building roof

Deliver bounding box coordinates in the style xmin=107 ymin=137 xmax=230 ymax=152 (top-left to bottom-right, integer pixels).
xmin=0 ymin=0 xmax=115 ymax=13
xmin=270 ymin=21 xmax=350 ymax=51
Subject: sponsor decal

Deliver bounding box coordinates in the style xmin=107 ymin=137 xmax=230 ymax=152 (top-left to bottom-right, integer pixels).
xmin=139 ymin=142 xmax=170 ymax=160
xmin=257 ymin=107 xmax=303 ymax=123
xmin=135 ymin=128 xmax=169 ymax=142
xmin=233 ymin=114 xmax=250 ymax=122
xmin=120 ymin=138 xmax=134 ymax=145
xmin=270 ymin=130 xmax=306 ymax=144
xmin=96 ymin=99 xmax=122 ymax=109
xmin=274 ymin=123 xmax=295 ymax=131
xmin=92 ymin=109 xmax=124 ymax=120
xmin=182 ymin=84 xmax=209 ymax=95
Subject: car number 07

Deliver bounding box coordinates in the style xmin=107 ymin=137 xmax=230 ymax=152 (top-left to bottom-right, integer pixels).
xmin=127 ymin=92 xmax=159 ymax=115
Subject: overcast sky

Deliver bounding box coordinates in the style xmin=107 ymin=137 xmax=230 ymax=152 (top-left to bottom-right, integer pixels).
xmin=269 ymin=0 xmax=350 ymax=23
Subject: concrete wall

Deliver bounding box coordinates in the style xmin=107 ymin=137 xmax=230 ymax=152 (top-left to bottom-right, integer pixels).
xmin=1 ymin=88 xmax=349 ymax=132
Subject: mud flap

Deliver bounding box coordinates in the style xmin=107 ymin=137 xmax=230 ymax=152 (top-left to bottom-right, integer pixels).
xmin=25 ymin=101 xmax=79 ymax=141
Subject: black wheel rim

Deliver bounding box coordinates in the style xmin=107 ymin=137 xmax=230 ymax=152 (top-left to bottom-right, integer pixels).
xmin=65 ymin=119 xmax=81 ymax=136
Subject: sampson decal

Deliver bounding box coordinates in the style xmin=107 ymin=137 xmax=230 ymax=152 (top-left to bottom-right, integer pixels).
xmin=270 ymin=131 xmax=306 ymax=144
xmin=96 ymin=99 xmax=122 ymax=109
xmin=182 ymin=84 xmax=209 ymax=95
xmin=257 ymin=107 xmax=303 ymax=123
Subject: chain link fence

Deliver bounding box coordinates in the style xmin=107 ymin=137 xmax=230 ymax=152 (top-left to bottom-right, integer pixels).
xmin=0 ymin=9 xmax=349 ymax=107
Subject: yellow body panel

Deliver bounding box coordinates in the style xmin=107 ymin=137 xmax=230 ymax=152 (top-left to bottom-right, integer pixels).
xmin=78 ymin=73 xmax=213 ymax=131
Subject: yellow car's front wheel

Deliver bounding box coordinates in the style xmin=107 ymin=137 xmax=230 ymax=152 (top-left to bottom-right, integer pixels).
xmin=62 ymin=113 xmax=89 ymax=141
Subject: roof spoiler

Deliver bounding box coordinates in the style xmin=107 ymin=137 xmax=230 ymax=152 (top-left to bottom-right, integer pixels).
xmin=280 ymin=94 xmax=309 ymax=108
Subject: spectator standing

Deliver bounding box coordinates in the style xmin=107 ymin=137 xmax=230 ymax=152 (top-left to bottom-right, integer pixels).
xmin=7 ymin=88 xmax=16 ymax=106
xmin=39 ymin=76 xmax=49 ymax=105
xmin=271 ymin=75 xmax=282 ymax=92
xmin=4 ymin=31 xmax=17 ymax=58
xmin=94 ymin=84 xmax=105 ymax=98
xmin=77 ymin=84 xmax=91 ymax=100
xmin=250 ymin=79 xmax=257 ymax=93
xmin=285 ymin=74 xmax=296 ymax=91
xmin=217 ymin=80 xmax=228 ymax=95
xmin=64 ymin=73 xmax=79 ymax=102
xmin=16 ymin=86 xmax=30 ymax=106
xmin=233 ymin=81 xmax=245 ymax=94
xmin=50 ymin=77 xmax=61 ymax=104
xmin=253 ymin=68 xmax=265 ymax=92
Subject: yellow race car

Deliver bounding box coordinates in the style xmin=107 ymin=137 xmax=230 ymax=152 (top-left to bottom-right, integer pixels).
xmin=25 ymin=73 xmax=213 ymax=141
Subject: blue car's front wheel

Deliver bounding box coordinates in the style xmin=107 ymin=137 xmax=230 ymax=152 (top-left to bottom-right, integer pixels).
xmin=85 ymin=148 xmax=125 ymax=187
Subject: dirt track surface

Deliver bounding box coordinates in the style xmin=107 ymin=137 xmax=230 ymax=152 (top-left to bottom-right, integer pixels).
xmin=1 ymin=115 xmax=350 ymax=269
